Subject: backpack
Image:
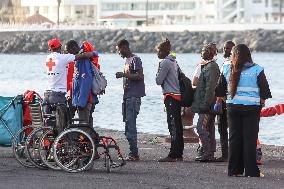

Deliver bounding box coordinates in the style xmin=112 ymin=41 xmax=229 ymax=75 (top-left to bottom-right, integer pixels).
xmin=91 ymin=63 xmax=107 ymax=95
xmin=23 ymin=90 xmax=42 ymax=126
xmin=177 ymin=67 xmax=195 ymax=107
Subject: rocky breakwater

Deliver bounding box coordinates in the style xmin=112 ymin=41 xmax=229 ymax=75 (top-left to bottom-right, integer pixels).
xmin=0 ymin=29 xmax=284 ymax=53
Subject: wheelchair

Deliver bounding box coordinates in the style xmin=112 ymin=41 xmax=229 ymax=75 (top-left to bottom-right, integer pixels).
xmin=51 ymin=109 xmax=126 ymax=173
xmin=13 ymin=92 xmax=126 ymax=173
xmin=14 ymin=97 xmax=59 ymax=169
xmin=12 ymin=95 xmax=55 ymax=168
xmin=53 ymin=128 xmax=126 ymax=173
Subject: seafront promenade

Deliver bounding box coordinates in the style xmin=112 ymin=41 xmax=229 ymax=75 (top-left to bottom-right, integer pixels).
xmin=0 ymin=128 xmax=283 ymax=189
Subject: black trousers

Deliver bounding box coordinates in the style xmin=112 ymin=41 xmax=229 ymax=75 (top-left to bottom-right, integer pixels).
xmin=217 ymin=101 xmax=228 ymax=159
xmin=227 ymin=104 xmax=261 ymax=177
xmin=164 ymin=96 xmax=184 ymax=158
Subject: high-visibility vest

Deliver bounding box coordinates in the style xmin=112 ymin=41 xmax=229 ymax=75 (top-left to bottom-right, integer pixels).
xmin=223 ymin=63 xmax=263 ymax=105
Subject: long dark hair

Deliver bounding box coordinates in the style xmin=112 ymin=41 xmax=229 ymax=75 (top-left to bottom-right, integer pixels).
xmin=229 ymin=44 xmax=253 ymax=98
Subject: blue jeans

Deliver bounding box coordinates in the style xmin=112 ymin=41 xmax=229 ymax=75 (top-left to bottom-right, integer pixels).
xmin=123 ymin=97 xmax=141 ymax=156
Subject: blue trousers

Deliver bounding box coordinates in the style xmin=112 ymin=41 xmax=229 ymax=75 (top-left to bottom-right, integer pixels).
xmin=123 ymin=97 xmax=141 ymax=156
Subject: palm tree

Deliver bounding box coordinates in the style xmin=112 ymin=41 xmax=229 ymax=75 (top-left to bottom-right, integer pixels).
xmin=57 ymin=0 xmax=61 ymax=26
xmin=146 ymin=0 xmax=149 ymax=26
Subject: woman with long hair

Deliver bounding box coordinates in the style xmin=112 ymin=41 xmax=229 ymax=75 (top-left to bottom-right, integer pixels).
xmin=216 ymin=44 xmax=272 ymax=177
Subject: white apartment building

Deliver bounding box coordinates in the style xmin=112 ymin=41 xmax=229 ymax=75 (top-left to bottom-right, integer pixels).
xmin=21 ymin=0 xmax=98 ymax=24
xmin=99 ymin=0 xmax=217 ymax=25
xmin=20 ymin=0 xmax=284 ymax=25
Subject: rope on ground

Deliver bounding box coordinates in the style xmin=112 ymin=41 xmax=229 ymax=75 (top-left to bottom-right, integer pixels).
xmin=260 ymin=104 xmax=284 ymax=117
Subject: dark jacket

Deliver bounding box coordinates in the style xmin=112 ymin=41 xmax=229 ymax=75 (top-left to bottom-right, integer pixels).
xmin=191 ymin=60 xmax=220 ymax=113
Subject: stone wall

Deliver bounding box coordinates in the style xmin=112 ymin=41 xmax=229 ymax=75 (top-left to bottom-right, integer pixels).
xmin=0 ymin=29 xmax=284 ymax=54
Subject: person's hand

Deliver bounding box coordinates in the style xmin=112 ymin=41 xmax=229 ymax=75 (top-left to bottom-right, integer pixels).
xmin=216 ymin=97 xmax=223 ymax=103
xmin=93 ymin=51 xmax=99 ymax=57
xmin=116 ymin=72 xmax=125 ymax=79
xmin=214 ymin=103 xmax=220 ymax=112
xmin=260 ymin=99 xmax=265 ymax=107
xmin=84 ymin=52 xmax=93 ymax=58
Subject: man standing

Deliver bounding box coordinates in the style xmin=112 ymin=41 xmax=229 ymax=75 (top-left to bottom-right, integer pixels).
xmin=192 ymin=42 xmax=218 ymax=161
xmin=44 ymin=38 xmax=95 ymax=133
xmin=155 ymin=39 xmax=184 ymax=162
xmin=64 ymin=40 xmax=99 ymax=125
xmin=215 ymin=40 xmax=235 ymax=162
xmin=44 ymin=38 xmax=94 ymax=113
xmin=115 ymin=39 xmax=145 ymax=161
xmin=191 ymin=43 xmax=220 ymax=162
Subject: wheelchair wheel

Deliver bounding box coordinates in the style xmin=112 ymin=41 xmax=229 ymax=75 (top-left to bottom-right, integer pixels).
xmin=39 ymin=129 xmax=61 ymax=170
xmin=12 ymin=126 xmax=37 ymax=168
xmin=25 ymin=127 xmax=51 ymax=169
xmin=53 ymin=128 xmax=95 ymax=173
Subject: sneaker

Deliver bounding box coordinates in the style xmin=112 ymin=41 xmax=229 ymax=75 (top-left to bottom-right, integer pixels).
xmin=214 ymin=156 xmax=228 ymax=162
xmin=158 ymin=156 xmax=183 ymax=162
xmin=195 ymin=156 xmax=203 ymax=161
xmin=125 ymin=155 xmax=140 ymax=161
xmin=196 ymin=156 xmax=215 ymax=162
xmin=199 ymin=158 xmax=215 ymax=163
xmin=196 ymin=145 xmax=204 ymax=157
xmin=259 ymin=172 xmax=265 ymax=178
xmin=195 ymin=146 xmax=204 ymax=161
xmin=229 ymin=174 xmax=242 ymax=177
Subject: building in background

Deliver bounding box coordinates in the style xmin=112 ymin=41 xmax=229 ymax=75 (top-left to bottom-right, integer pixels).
xmin=19 ymin=0 xmax=284 ymax=25
xmin=99 ymin=0 xmax=284 ymax=24
xmin=21 ymin=0 xmax=98 ymax=25
xmin=0 ymin=0 xmax=27 ymax=23
xmin=100 ymin=13 xmax=146 ymax=27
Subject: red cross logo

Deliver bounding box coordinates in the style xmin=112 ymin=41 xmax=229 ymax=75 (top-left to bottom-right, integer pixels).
xmin=46 ymin=58 xmax=55 ymax=71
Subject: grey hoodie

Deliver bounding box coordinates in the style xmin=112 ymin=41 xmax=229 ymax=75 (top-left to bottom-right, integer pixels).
xmin=156 ymin=55 xmax=180 ymax=94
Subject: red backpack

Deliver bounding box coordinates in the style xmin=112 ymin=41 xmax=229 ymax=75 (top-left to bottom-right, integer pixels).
xmin=82 ymin=41 xmax=100 ymax=70
xmin=23 ymin=90 xmax=42 ymax=126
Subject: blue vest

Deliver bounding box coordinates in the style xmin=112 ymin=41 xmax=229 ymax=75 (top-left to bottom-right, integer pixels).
xmin=223 ymin=63 xmax=263 ymax=105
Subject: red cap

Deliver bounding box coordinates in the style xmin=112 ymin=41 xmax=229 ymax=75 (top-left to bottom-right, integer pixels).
xmin=48 ymin=38 xmax=61 ymax=49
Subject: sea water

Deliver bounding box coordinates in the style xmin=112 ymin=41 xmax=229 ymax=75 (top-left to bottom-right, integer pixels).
xmin=0 ymin=53 xmax=283 ymax=145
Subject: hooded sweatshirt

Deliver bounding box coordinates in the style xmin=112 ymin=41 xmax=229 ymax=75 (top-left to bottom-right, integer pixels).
xmin=156 ymin=55 xmax=180 ymax=95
